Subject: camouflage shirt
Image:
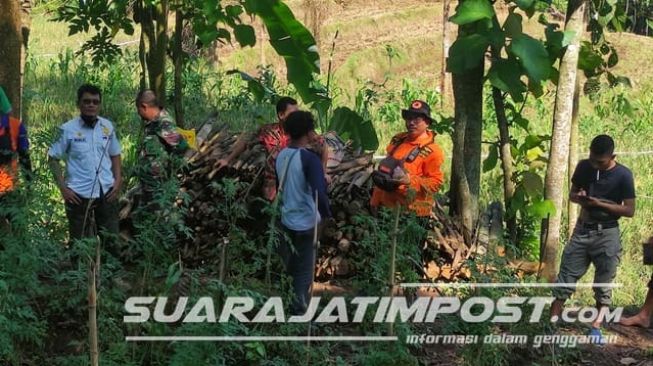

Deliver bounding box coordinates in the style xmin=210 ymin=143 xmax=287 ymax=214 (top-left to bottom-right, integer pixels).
xmin=137 ymin=110 xmax=188 ymax=191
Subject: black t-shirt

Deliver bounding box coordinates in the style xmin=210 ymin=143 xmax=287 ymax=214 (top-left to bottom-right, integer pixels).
xmin=571 ymin=159 xmax=636 ymax=222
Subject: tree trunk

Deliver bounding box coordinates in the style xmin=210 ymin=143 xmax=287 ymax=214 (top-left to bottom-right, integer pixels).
xmin=0 ymin=0 xmax=23 ymax=118
xmin=206 ymin=41 xmax=219 ymax=68
xmin=258 ymin=17 xmax=266 ymax=66
xmin=20 ymin=0 xmax=31 ymax=120
xmin=492 ymin=87 xmax=517 ymax=241
xmin=624 ymin=0 xmax=629 ymax=32
xmin=140 ymin=0 xmax=168 ymax=103
xmin=440 ymin=0 xmax=452 ymax=108
xmin=566 ymin=74 xmax=581 ymax=239
xmin=450 ymin=47 xmax=484 ymax=243
xmin=173 ymin=10 xmax=184 ymax=128
xmin=139 ymin=28 xmax=148 ymax=90
xmin=152 ymin=0 xmax=168 ymax=104
xmin=541 ymin=0 xmax=586 ymax=281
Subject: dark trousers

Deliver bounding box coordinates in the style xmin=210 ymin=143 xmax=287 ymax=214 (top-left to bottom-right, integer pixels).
xmin=65 ymin=191 xmax=120 ymax=257
xmin=553 ymin=225 xmax=621 ymax=306
xmin=278 ymin=225 xmax=316 ymax=316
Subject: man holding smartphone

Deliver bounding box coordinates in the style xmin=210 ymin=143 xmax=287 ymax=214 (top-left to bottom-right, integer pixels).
xmin=550 ymin=135 xmax=636 ymax=338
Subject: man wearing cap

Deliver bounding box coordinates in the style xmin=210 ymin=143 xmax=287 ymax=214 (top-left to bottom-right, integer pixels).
xmin=370 ymin=100 xmax=445 ymax=217
xmin=48 ymin=84 xmax=122 ymax=253
xmin=0 ymin=86 xmax=32 ymax=227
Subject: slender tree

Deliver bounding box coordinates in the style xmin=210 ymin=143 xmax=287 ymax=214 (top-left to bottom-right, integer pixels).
xmin=450 ymin=53 xmax=484 ymax=243
xmin=566 ymin=76 xmax=581 ymax=238
xmin=173 ymin=10 xmax=185 ymax=127
xmin=440 ymin=0 xmax=452 ymax=107
xmin=492 ymin=87 xmax=517 ymax=240
xmin=541 ymin=0 xmax=587 ymax=281
xmin=137 ymin=0 xmax=168 ymax=104
xmin=20 ymin=0 xmax=31 ymax=119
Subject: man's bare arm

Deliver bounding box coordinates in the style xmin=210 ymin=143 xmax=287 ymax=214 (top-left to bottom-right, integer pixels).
xmin=106 ymin=155 xmax=122 ymax=201
xmin=590 ymin=197 xmax=635 ymax=218
xmin=569 ymin=184 xmax=587 ymax=204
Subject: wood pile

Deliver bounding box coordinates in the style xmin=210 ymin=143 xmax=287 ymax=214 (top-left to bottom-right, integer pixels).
xmin=120 ymin=121 xmax=476 ymax=281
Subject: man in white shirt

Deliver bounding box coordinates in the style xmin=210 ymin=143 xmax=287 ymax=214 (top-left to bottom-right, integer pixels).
xmin=48 ymin=84 xmax=122 ymax=254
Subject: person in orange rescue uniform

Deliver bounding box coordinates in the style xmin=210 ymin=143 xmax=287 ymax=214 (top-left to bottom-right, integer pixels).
xmin=370 ymin=100 xmax=445 ymax=216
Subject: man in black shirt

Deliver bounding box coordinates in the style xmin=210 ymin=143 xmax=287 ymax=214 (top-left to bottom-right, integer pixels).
xmin=551 ymin=135 xmax=636 ymax=337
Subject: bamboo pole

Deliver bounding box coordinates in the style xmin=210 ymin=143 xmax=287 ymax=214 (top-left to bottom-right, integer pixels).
xmin=387 ymin=206 xmax=401 ymax=336
xmin=88 ymin=254 xmax=99 ymax=366
xmin=306 ymin=190 xmax=320 ymax=364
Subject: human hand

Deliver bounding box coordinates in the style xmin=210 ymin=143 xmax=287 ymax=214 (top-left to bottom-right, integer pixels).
xmin=392 ymin=167 xmax=411 ymax=185
xmin=106 ymin=180 xmax=122 ymax=202
xmin=61 ymin=187 xmax=82 ymax=205
xmin=216 ymin=158 xmax=230 ymax=171
xmin=583 ymin=196 xmax=602 ymax=208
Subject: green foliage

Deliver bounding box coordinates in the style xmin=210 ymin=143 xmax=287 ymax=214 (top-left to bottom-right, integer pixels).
xmin=509 ymin=34 xmax=551 ymax=83
xmin=227 ymin=69 xmax=278 ymax=104
xmin=247 ymin=0 xmax=325 ymax=106
xmin=55 ymin=0 xmax=327 ymax=121
xmin=487 ymin=58 xmax=528 ymax=102
xmin=186 ymin=1 xmax=252 ymax=47
xmin=449 ymin=0 xmax=496 ymax=25
xmin=349 ymin=209 xmax=424 ymax=294
xmin=447 ymin=34 xmax=490 ymax=74
xmin=354 ymin=341 xmax=418 ymax=365
xmin=12 ymin=10 xmax=653 ymax=363
xmin=447 ymin=0 xmax=562 ymax=103
xmin=328 ymin=107 xmax=379 ymax=151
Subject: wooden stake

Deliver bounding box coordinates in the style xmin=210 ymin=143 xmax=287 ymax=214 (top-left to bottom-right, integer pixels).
xmin=388 ymin=206 xmax=401 ymax=336
xmin=306 ymin=190 xmax=320 ymax=365
xmin=88 ymin=254 xmax=99 ymax=366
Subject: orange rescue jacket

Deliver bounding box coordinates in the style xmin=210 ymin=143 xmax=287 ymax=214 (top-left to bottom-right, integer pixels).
xmin=370 ymin=130 xmax=445 ymax=216
xmin=0 ymin=116 xmax=21 ymax=194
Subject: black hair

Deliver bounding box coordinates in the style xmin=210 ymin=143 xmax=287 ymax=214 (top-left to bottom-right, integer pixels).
xmin=284 ymin=111 xmax=314 ymax=140
xmin=135 ymin=89 xmax=161 ymax=108
xmin=276 ymin=96 xmax=298 ymax=115
xmin=77 ymin=84 xmax=102 ymax=103
xmin=590 ymin=134 xmax=615 ymax=156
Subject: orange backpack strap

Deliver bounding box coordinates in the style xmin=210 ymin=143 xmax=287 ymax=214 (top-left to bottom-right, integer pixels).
xmin=8 ymin=116 xmax=20 ymax=151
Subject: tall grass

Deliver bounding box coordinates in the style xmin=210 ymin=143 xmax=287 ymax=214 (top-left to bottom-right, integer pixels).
xmin=5 ymin=9 xmax=653 ymax=365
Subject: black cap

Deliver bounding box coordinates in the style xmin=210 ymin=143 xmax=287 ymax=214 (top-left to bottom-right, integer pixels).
xmin=401 ymin=100 xmax=433 ymax=124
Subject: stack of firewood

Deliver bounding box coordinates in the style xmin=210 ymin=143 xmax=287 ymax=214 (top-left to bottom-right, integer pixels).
xmin=120 ymin=121 xmax=475 ymax=281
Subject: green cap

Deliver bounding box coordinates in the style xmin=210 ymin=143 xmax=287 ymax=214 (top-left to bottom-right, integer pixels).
xmin=0 ymin=86 xmax=12 ymax=115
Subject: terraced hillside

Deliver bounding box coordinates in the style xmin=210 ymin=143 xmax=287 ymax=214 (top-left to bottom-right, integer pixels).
xmin=217 ymin=0 xmax=653 ymax=103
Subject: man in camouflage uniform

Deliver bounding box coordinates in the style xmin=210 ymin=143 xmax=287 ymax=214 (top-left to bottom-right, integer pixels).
xmin=134 ymin=90 xmax=188 ymax=207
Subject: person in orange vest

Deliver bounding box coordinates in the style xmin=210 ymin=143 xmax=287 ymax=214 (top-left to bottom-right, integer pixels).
xmin=370 ymin=100 xmax=444 ymax=217
xmin=0 ymin=86 xmax=32 ymax=212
